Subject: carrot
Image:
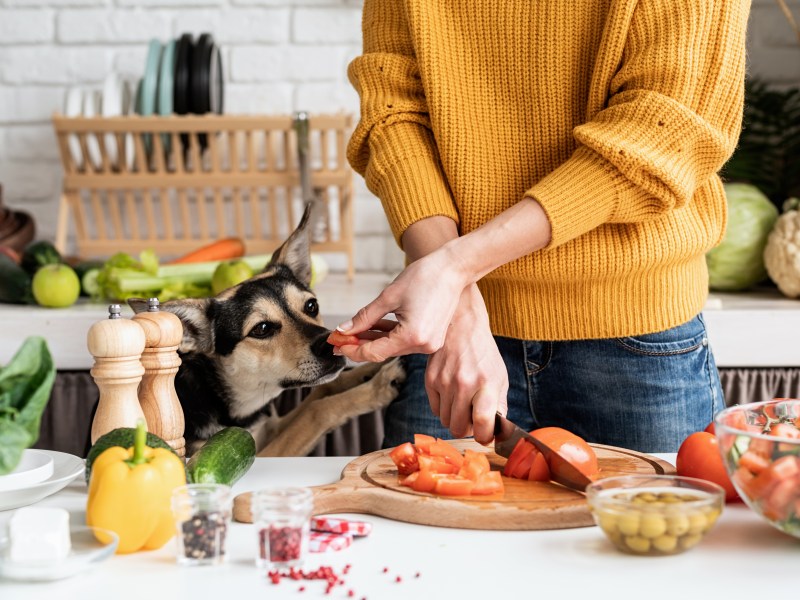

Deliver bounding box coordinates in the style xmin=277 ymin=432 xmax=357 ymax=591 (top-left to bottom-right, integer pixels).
xmin=169 ymin=238 xmax=246 ymax=264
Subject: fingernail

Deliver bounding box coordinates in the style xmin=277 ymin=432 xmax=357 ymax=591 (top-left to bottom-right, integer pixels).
xmin=336 ymin=320 xmax=353 ymax=333
xmin=332 ymin=347 xmax=343 ymax=356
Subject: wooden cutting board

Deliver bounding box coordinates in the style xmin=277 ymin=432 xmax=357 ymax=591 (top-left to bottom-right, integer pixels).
xmin=233 ymin=440 xmax=674 ymax=530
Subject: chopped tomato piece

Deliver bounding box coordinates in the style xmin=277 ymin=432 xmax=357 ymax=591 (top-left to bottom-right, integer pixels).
xmin=400 ymin=471 xmax=419 ymax=487
xmin=503 ymin=438 xmax=534 ymax=478
xmin=512 ymin=448 xmax=537 ymax=480
xmin=739 ymin=450 xmax=771 ymax=475
xmin=471 ymin=471 xmax=504 ymax=495
xmin=527 ymin=450 xmax=550 ymax=482
xmin=410 ymin=469 xmax=441 ymax=493
xmin=762 ymin=476 xmax=800 ymax=522
xmin=418 ymin=454 xmax=459 ymax=475
xmin=748 ymin=437 xmax=774 ymax=457
xmin=770 ymin=423 xmax=800 ymax=439
xmin=434 ymin=476 xmax=475 ymax=496
xmin=430 ymin=440 xmax=465 ymax=468
xmin=414 ymin=434 xmax=436 ymax=454
xmin=326 ymin=330 xmax=360 ymax=347
xmin=389 ymin=442 xmax=419 ymax=476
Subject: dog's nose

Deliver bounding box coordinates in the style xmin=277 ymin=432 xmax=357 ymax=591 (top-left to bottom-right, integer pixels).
xmin=312 ymin=331 xmax=337 ymax=359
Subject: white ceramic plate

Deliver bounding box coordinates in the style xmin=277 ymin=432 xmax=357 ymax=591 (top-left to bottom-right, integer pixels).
xmin=0 ymin=525 xmax=118 ymax=582
xmin=101 ymin=72 xmax=123 ymax=167
xmin=0 ymin=450 xmax=54 ymax=492
xmin=123 ymin=79 xmax=136 ymax=172
xmin=82 ymin=89 xmax=103 ymax=169
xmin=0 ymin=451 xmax=83 ymax=512
xmin=64 ymin=87 xmax=83 ymax=169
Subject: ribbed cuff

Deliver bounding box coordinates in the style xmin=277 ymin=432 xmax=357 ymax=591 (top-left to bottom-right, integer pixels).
xmin=366 ymin=122 xmax=459 ymax=246
xmin=524 ymin=145 xmax=623 ymax=249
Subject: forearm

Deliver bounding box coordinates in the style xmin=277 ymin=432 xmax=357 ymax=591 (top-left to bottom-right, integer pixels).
xmin=400 ymin=216 xmax=460 ymax=262
xmin=443 ymin=198 xmax=552 ymax=286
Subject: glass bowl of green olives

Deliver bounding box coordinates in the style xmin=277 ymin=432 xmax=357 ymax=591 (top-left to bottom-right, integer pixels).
xmin=586 ymin=475 xmax=724 ymax=556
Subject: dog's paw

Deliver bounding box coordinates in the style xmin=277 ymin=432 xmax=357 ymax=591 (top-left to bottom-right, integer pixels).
xmin=370 ymin=358 xmax=406 ymax=400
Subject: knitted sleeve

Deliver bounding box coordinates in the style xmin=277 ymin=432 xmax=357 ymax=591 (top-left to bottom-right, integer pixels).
xmin=346 ymin=0 xmax=458 ymax=246
xmin=525 ymin=0 xmax=749 ymax=249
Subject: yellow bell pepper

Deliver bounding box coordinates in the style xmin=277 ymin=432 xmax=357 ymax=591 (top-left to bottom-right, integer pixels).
xmin=86 ymin=421 xmax=186 ymax=554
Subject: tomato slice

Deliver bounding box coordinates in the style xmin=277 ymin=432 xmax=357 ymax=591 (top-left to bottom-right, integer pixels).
xmin=414 ymin=434 xmax=436 ymax=454
xmin=762 ymin=476 xmax=800 ymax=522
xmin=512 ymin=448 xmax=537 ymax=480
xmin=532 ymin=427 xmax=599 ymax=479
xmin=326 ymin=330 xmax=360 ymax=347
xmin=389 ymin=442 xmax=419 ymax=476
xmin=740 ymin=450 xmax=771 ymax=475
xmin=471 ymin=471 xmax=504 ymax=495
xmin=430 ymin=440 xmax=465 ymax=468
xmin=527 ymin=449 xmax=550 ymax=482
xmin=434 ymin=476 xmax=475 ymax=496
xmin=418 ymin=454 xmax=459 ymax=475
xmin=503 ymin=438 xmax=534 ymax=478
xmin=400 ymin=471 xmax=419 ymax=487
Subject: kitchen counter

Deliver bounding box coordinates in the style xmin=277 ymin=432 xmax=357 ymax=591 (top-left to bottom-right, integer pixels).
xmin=0 ymin=274 xmax=798 ymax=369
xmin=1 ymin=454 xmax=798 ymax=600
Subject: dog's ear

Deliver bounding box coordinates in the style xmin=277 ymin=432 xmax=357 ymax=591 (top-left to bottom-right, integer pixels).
xmin=127 ymin=298 xmax=215 ymax=354
xmin=267 ymin=202 xmax=313 ymax=286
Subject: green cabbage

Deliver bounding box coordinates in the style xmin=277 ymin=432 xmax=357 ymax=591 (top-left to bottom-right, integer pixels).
xmin=707 ymin=183 xmax=779 ymax=291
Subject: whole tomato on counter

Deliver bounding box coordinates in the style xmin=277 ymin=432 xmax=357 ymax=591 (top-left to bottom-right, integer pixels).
xmin=676 ymin=430 xmax=740 ymax=502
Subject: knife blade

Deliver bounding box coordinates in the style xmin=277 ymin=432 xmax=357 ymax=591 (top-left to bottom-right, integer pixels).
xmin=493 ymin=412 xmax=594 ymax=493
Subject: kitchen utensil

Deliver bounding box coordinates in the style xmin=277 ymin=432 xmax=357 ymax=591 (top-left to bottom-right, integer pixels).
xmin=0 ymin=526 xmax=118 ymax=581
xmin=0 ymin=450 xmax=54 ymax=491
xmin=0 ymin=451 xmax=83 ymax=512
xmin=494 ymin=412 xmax=594 ymax=492
xmin=233 ymin=439 xmax=673 ymax=530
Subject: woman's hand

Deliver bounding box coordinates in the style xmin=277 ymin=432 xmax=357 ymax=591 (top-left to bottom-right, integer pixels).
xmin=425 ymin=284 xmax=508 ymax=444
xmin=334 ymin=243 xmax=471 ymax=363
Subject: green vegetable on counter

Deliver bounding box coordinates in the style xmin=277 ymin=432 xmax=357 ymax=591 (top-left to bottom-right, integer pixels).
xmin=21 ymin=240 xmax=62 ymax=276
xmin=0 ymin=253 xmax=33 ymax=305
xmin=706 ymin=183 xmax=779 ymax=291
xmin=0 ymin=337 xmax=56 ymax=475
xmin=93 ymin=250 xmax=272 ymax=301
xmin=186 ymin=427 xmax=256 ymax=487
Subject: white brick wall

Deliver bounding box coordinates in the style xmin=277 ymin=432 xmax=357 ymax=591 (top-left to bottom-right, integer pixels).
xmin=0 ymin=0 xmax=798 ymax=274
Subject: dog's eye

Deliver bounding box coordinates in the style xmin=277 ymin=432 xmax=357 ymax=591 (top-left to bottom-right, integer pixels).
xmin=248 ymin=321 xmax=280 ymax=339
xmin=304 ymin=298 xmax=319 ymax=317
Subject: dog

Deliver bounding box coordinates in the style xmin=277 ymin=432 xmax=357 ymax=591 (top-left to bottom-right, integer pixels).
xmin=129 ymin=205 xmax=404 ymax=457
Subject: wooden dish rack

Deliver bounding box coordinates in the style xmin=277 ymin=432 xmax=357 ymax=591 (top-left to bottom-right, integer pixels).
xmin=51 ymin=113 xmax=355 ymax=278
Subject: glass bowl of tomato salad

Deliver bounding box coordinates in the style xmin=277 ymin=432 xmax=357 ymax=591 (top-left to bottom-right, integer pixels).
xmin=714 ymin=399 xmax=800 ymax=539
xmin=586 ymin=475 xmax=724 ymax=556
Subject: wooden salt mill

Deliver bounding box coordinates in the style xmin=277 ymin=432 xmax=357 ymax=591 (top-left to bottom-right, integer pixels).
xmin=132 ymin=298 xmax=186 ymax=457
xmin=88 ymin=304 xmax=146 ymax=444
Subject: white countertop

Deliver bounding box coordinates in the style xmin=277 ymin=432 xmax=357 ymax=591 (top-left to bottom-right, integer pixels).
xmin=1 ymin=454 xmax=798 ymax=600
xmin=0 ymin=274 xmax=798 ymax=369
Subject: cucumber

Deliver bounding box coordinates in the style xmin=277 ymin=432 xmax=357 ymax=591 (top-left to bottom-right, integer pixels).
xmin=21 ymin=240 xmax=62 ymax=276
xmin=85 ymin=427 xmax=182 ymax=483
xmin=73 ymin=261 xmax=104 ymax=297
xmin=0 ymin=253 xmax=33 ymax=304
xmin=186 ymin=427 xmax=256 ymax=487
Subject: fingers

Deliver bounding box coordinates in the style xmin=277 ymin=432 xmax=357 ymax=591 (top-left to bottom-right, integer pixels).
xmin=336 ymin=335 xmax=402 ymax=363
xmin=337 ymin=296 xmax=394 ymax=335
xmin=472 ymin=386 xmax=501 ymax=445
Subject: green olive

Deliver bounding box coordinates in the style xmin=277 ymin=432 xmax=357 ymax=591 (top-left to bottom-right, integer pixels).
xmin=597 ymin=512 xmax=619 ymax=534
xmin=666 ymin=514 xmax=690 ymax=536
xmin=680 ymin=534 xmax=703 ymax=549
xmin=625 ymin=535 xmax=651 ymax=553
xmin=688 ymin=513 xmax=708 ymax=535
xmin=639 ymin=513 xmax=668 ymax=539
xmin=652 ymin=534 xmax=678 ymax=553
xmin=617 ymin=512 xmax=641 ymax=536
xmin=636 ymin=492 xmax=658 ymax=502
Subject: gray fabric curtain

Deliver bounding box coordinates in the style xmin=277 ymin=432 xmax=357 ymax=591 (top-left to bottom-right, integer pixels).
xmin=34 ymin=368 xmax=800 ymax=457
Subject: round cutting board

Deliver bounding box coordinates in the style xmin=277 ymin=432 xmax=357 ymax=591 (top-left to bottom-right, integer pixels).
xmin=233 ymin=440 xmax=674 ymax=530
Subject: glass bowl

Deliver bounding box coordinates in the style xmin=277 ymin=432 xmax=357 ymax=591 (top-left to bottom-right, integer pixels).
xmin=586 ymin=474 xmax=724 ymax=556
xmin=714 ymin=399 xmax=800 ymax=539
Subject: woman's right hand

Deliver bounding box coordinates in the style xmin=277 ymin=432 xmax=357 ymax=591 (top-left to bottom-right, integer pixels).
xmin=334 ymin=243 xmax=472 ymax=363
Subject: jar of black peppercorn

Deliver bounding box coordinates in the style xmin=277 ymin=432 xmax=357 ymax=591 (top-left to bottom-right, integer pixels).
xmin=253 ymin=487 xmax=313 ymax=570
xmin=171 ymin=483 xmax=232 ymax=566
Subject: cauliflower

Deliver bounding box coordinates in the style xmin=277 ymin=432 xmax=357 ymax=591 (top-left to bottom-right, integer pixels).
xmin=764 ymin=198 xmax=800 ymax=298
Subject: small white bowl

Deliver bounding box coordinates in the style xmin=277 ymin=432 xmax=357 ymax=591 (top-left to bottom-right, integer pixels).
xmin=0 ymin=450 xmax=54 ymax=492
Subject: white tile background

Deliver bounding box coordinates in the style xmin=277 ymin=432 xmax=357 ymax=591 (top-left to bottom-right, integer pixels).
xmin=0 ymin=0 xmax=798 ymax=273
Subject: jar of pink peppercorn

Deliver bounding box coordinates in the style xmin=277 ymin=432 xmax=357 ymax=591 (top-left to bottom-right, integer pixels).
xmin=253 ymin=487 xmax=313 ymax=570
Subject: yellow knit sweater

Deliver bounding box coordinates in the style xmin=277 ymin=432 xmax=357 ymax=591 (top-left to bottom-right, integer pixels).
xmin=347 ymin=0 xmax=749 ymax=341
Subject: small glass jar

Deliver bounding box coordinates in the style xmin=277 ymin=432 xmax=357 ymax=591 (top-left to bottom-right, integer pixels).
xmin=253 ymin=487 xmax=313 ymax=570
xmin=171 ymin=483 xmax=232 ymax=566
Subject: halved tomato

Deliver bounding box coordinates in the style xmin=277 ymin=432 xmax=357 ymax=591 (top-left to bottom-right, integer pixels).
xmin=532 ymin=427 xmax=599 ymax=479
xmin=502 ymin=438 xmax=534 ymax=478
xmin=527 ymin=450 xmax=550 ymax=482
xmin=389 ymin=442 xmax=419 ymax=476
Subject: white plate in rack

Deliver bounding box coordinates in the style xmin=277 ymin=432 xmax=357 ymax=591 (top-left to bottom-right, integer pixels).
xmin=0 ymin=451 xmax=83 ymax=512
xmin=0 ymin=450 xmax=54 ymax=492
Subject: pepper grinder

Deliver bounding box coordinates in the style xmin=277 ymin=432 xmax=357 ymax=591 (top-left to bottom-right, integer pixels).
xmin=88 ymin=304 xmax=146 ymax=444
xmin=132 ymin=298 xmax=186 ymax=457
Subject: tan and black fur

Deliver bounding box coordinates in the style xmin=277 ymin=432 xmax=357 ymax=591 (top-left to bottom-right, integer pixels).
xmin=130 ymin=205 xmax=404 ymax=456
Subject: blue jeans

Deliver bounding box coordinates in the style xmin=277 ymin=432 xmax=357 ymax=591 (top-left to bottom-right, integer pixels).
xmin=383 ymin=314 xmax=724 ymax=453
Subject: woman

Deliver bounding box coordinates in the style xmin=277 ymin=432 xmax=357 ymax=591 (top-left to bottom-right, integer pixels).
xmin=337 ymin=0 xmax=749 ymax=452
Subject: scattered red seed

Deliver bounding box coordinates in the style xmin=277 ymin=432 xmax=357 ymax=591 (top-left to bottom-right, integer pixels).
xmin=298 ymin=586 xmax=305 ymax=592
xmin=382 ymin=567 xmax=389 ymax=573
xmin=348 ymin=591 xmax=355 ymax=597
xmin=395 ymin=575 xmax=402 ymax=583
xmin=415 ymin=572 xmax=421 ymax=578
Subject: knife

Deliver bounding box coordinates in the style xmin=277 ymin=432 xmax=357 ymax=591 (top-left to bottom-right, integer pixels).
xmin=493 ymin=412 xmax=594 ymax=493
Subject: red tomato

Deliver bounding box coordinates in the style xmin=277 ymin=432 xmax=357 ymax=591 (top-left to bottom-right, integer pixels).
xmin=430 ymin=440 xmax=465 ymax=468
xmin=512 ymin=448 xmax=537 ymax=480
xmin=704 ymin=422 xmax=715 ymax=435
xmin=434 ymin=476 xmax=475 ymax=496
xmin=503 ymin=438 xmax=534 ymax=478
xmin=418 ymin=454 xmax=459 ymax=475
xmin=410 ymin=469 xmax=441 ymax=493
xmin=414 ymin=434 xmax=436 ymax=454
xmin=532 ymin=427 xmax=599 ymax=479
xmin=389 ymin=442 xmax=419 ymax=476
xmin=769 ymin=423 xmax=800 ymax=440
xmin=471 ymin=471 xmax=504 ymax=495
xmin=527 ymin=450 xmax=550 ymax=482
xmin=676 ymin=432 xmax=739 ymax=502
xmin=400 ymin=471 xmax=419 ymax=487
xmin=326 ymin=330 xmax=360 ymax=347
